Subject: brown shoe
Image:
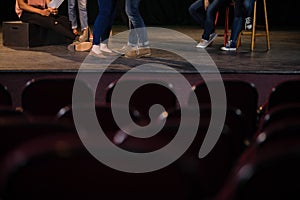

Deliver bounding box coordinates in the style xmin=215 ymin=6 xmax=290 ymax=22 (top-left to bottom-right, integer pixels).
xmin=79 ymin=28 xmax=89 ymax=42
xmin=125 ymin=46 xmax=151 ymax=58
xmin=75 ymin=42 xmax=92 ymax=52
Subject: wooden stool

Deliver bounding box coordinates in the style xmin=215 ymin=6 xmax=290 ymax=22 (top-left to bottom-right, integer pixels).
xmin=238 ymin=0 xmax=271 ymax=51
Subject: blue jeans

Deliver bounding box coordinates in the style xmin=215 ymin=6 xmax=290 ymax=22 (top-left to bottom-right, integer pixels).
xmin=230 ymin=0 xmax=255 ymax=46
xmin=244 ymin=0 xmax=255 ymax=17
xmin=93 ymin=0 xmax=117 ymax=45
xmin=125 ymin=0 xmax=149 ymax=46
xmin=189 ymin=0 xmax=206 ymax=27
xmin=68 ymin=0 xmax=88 ymax=30
xmin=189 ymin=0 xmax=226 ymax=40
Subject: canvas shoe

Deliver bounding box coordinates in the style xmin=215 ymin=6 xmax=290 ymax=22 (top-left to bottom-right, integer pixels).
xmin=89 ymin=45 xmax=106 ymax=58
xmin=79 ymin=28 xmax=89 ymax=42
xmin=245 ymin=17 xmax=252 ymax=30
xmin=124 ymin=46 xmax=151 ymax=58
xmin=68 ymin=41 xmax=92 ymax=52
xmin=114 ymin=45 xmax=135 ymax=55
xmin=196 ymin=32 xmax=218 ymax=48
xmin=220 ymin=40 xmax=237 ymax=51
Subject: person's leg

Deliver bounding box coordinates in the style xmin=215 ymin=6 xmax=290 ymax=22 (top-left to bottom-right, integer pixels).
xmin=196 ymin=0 xmax=224 ymax=48
xmin=244 ymin=0 xmax=255 ymax=17
xmin=77 ymin=0 xmax=89 ymax=41
xmin=92 ymin=0 xmax=116 ymax=55
xmin=189 ymin=0 xmax=205 ymax=27
xmin=221 ymin=0 xmax=244 ymax=51
xmin=78 ymin=0 xmax=89 ymax=30
xmin=92 ymin=0 xmax=115 ymax=45
xmin=228 ymin=16 xmax=243 ymax=46
xmin=244 ymin=0 xmax=255 ymax=30
xmin=20 ymin=11 xmax=76 ymax=41
xmin=20 ymin=11 xmax=91 ymax=51
xmin=202 ymin=0 xmax=223 ymax=40
xmin=126 ymin=0 xmax=138 ymax=46
xmin=125 ymin=0 xmax=149 ymax=47
xmin=99 ymin=0 xmax=117 ymax=53
xmin=68 ymin=0 xmax=78 ymax=35
xmin=103 ymin=0 xmax=117 ymax=42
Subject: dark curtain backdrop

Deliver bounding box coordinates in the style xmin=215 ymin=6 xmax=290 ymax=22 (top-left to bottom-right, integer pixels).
xmin=1 ymin=0 xmax=300 ymax=28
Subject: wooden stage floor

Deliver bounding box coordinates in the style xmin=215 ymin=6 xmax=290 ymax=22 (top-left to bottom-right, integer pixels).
xmin=0 ymin=25 xmax=300 ymax=107
xmin=0 ymin=25 xmax=300 ymax=73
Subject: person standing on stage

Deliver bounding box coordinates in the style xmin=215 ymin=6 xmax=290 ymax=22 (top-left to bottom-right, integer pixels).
xmin=90 ymin=0 xmax=117 ymax=57
xmin=68 ymin=0 xmax=89 ymax=42
xmin=189 ymin=0 xmax=227 ymax=48
xmin=117 ymin=0 xmax=151 ymax=58
xmin=15 ymin=0 xmax=92 ymax=51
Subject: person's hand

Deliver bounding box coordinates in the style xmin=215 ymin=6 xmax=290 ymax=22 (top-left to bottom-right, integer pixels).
xmin=40 ymin=8 xmax=51 ymax=16
xmin=204 ymin=0 xmax=210 ymax=10
xmin=48 ymin=7 xmax=58 ymax=15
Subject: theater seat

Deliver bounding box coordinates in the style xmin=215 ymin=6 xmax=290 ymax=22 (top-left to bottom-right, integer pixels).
xmin=21 ymin=77 xmax=93 ymax=117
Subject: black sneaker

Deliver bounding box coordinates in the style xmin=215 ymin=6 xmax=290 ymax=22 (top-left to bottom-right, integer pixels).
xmin=220 ymin=40 xmax=236 ymax=51
xmin=245 ymin=17 xmax=252 ymax=31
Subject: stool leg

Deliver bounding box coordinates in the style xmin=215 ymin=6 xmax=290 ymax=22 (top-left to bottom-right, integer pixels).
xmin=251 ymin=0 xmax=257 ymax=51
xmin=215 ymin=12 xmax=219 ymax=29
xmin=263 ymin=0 xmax=271 ymax=50
xmin=224 ymin=6 xmax=230 ymax=46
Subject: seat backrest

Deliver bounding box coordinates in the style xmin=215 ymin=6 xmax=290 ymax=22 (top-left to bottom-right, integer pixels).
xmin=56 ymin=102 xmax=142 ymax=141
xmin=189 ymin=80 xmax=258 ymax=137
xmin=267 ymin=80 xmax=300 ymax=111
xmin=216 ymin=119 xmax=300 ymax=200
xmin=21 ymin=77 xmax=93 ymax=116
xmin=115 ymin=106 xmax=247 ymax=198
xmin=0 ymin=117 xmax=74 ymax=160
xmin=257 ymin=103 xmax=300 ymax=132
xmin=0 ymin=133 xmax=192 ymax=200
xmin=105 ymin=79 xmax=178 ymax=123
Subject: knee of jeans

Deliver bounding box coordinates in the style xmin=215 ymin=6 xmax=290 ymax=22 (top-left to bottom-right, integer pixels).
xmin=188 ymin=6 xmax=196 ymax=15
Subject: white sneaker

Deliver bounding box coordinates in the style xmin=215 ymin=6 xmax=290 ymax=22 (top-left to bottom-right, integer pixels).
xmin=90 ymin=45 xmax=106 ymax=58
xmin=196 ymin=33 xmax=218 ymax=48
xmin=245 ymin=17 xmax=252 ymax=30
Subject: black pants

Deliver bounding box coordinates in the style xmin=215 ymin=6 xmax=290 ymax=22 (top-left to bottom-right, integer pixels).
xmin=20 ymin=12 xmax=76 ymax=42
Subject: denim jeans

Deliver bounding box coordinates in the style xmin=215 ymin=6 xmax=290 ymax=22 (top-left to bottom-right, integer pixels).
xmin=68 ymin=0 xmax=88 ymax=31
xmin=125 ymin=0 xmax=149 ymax=46
xmin=244 ymin=0 xmax=255 ymax=17
xmin=230 ymin=0 xmax=255 ymax=46
xmin=189 ymin=0 xmax=206 ymax=27
xmin=93 ymin=0 xmax=117 ymax=45
xmin=189 ymin=0 xmax=226 ymax=40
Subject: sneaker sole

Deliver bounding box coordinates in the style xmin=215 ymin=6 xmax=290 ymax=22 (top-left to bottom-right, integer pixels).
xmin=89 ymin=50 xmax=106 ymax=58
xmin=220 ymin=47 xmax=236 ymax=51
xmin=124 ymin=52 xmax=151 ymax=58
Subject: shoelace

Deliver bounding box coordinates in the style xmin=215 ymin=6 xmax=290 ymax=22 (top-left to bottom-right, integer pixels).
xmin=246 ymin=17 xmax=251 ymax=25
xmin=226 ymin=40 xmax=232 ymax=47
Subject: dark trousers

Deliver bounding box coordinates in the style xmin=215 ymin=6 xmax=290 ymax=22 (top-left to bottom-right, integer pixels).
xmin=93 ymin=0 xmax=117 ymax=45
xmin=20 ymin=12 xmax=76 ymax=43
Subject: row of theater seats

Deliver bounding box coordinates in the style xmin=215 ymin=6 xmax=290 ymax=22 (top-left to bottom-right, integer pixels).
xmin=0 ymin=77 xmax=300 ymax=200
